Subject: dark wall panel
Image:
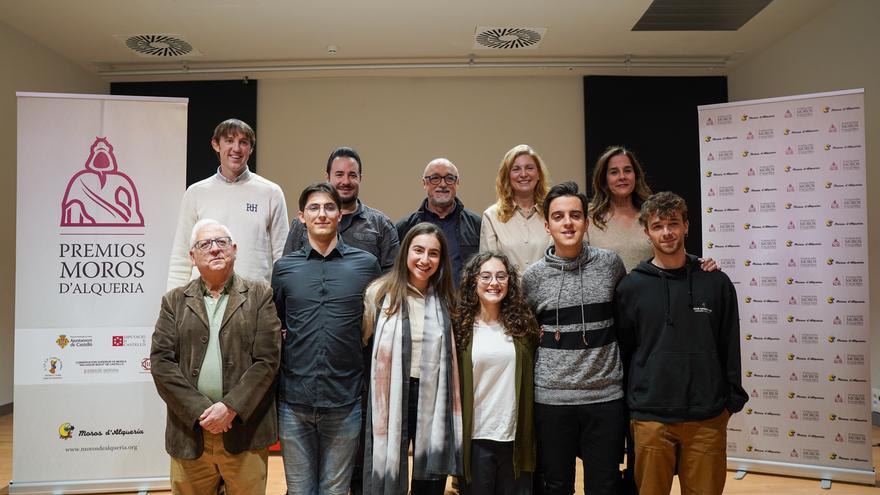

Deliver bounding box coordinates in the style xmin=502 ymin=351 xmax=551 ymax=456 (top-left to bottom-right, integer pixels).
xmin=584 ymin=75 xmax=727 ymax=254
xmin=111 ymin=79 xmax=257 ymax=188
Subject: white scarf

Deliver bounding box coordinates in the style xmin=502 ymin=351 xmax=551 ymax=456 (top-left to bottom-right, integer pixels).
xmin=365 ymin=289 xmax=463 ymax=494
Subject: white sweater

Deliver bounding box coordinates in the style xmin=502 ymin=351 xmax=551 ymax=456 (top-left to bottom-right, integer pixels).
xmin=166 ymin=168 xmax=289 ymax=290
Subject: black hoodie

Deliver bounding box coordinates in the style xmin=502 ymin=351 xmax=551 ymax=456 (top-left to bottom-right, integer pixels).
xmin=615 ymin=254 xmax=748 ymax=422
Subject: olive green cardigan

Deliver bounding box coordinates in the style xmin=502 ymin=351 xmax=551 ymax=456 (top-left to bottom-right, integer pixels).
xmin=458 ymin=333 xmax=537 ymax=483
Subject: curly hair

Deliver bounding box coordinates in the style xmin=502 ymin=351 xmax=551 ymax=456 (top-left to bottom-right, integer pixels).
xmin=493 ymin=144 xmax=551 ymax=223
xmin=452 ymin=251 xmax=539 ymax=350
xmin=638 ymin=191 xmax=688 ymax=227
xmin=588 ymin=146 xmax=652 ymax=230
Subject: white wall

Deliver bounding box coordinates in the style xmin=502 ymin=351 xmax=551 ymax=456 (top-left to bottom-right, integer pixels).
xmin=0 ymin=21 xmax=108 ymax=408
xmin=257 ymin=77 xmax=585 ymax=223
xmin=728 ymin=0 xmax=880 ymax=389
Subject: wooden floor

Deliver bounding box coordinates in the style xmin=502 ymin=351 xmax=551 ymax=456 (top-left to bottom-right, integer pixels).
xmin=2 ymin=413 xmax=879 ymax=494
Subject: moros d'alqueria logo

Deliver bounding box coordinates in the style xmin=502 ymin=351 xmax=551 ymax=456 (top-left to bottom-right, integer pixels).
xmin=60 ymin=137 xmax=144 ymax=227
xmin=58 ymin=138 xmax=146 ymax=296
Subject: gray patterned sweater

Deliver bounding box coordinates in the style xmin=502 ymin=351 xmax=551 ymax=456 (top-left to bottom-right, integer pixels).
xmin=522 ymin=242 xmax=626 ymax=405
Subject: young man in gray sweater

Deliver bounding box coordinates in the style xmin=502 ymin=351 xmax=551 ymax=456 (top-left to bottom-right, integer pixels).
xmin=522 ymin=181 xmax=626 ymax=495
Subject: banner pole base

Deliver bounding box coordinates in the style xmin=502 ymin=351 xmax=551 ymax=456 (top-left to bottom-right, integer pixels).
xmin=733 ymin=470 xmax=748 ymax=480
xmin=820 ymin=479 xmax=832 ymax=490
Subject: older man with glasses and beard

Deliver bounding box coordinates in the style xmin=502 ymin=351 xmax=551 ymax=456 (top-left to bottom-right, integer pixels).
xmin=396 ymin=158 xmax=481 ymax=283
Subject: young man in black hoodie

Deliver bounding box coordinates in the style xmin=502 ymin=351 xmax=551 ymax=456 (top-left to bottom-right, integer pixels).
xmin=615 ymin=191 xmax=747 ymax=495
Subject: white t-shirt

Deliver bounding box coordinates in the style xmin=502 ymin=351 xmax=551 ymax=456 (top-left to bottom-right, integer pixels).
xmin=471 ymin=320 xmax=517 ymax=442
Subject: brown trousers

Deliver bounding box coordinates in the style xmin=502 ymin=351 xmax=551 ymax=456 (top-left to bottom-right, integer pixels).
xmin=170 ymin=431 xmax=269 ymax=495
xmin=631 ymin=410 xmax=729 ymax=495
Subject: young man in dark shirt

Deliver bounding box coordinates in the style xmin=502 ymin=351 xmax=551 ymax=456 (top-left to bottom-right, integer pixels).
xmin=272 ymin=183 xmax=381 ymax=495
xmin=615 ymin=191 xmax=748 ymax=495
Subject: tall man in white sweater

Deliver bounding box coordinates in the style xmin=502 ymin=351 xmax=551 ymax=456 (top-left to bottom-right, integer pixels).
xmin=167 ymin=119 xmax=289 ymax=290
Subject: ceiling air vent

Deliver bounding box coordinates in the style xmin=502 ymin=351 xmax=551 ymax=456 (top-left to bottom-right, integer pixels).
xmin=474 ymin=27 xmax=546 ymax=50
xmin=117 ymin=34 xmax=201 ymax=57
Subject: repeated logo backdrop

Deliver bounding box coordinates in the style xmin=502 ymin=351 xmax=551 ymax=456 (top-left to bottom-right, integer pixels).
xmin=698 ymin=89 xmax=872 ymax=483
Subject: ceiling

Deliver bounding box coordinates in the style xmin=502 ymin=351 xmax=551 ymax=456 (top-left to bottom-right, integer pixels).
xmin=0 ymin=0 xmax=837 ymax=81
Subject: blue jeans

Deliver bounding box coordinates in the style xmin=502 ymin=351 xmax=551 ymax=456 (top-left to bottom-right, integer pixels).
xmin=278 ymin=400 xmax=361 ymax=495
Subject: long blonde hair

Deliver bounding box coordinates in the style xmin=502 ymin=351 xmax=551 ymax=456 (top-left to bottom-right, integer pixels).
xmin=493 ymin=144 xmax=551 ymax=223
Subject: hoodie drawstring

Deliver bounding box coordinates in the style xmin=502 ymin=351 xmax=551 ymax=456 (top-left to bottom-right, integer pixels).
xmin=660 ymin=271 xmax=673 ymax=326
xmin=579 ymin=263 xmax=587 ymax=346
xmin=552 ymin=264 xmax=565 ymax=345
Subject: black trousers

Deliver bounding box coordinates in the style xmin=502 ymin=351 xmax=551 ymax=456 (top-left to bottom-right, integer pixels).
xmin=534 ymin=399 xmax=626 ymax=495
xmin=408 ymin=378 xmax=448 ymax=495
xmin=461 ymin=439 xmax=532 ymax=495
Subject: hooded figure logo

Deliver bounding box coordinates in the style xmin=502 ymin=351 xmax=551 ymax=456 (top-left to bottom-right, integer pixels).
xmin=60 ymin=137 xmax=144 ymax=227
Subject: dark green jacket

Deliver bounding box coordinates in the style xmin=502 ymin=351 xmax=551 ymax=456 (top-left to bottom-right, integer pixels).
xmin=458 ymin=332 xmax=536 ymax=483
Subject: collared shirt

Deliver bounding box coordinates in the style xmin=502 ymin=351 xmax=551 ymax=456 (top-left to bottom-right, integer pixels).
xmin=283 ymin=200 xmax=399 ymax=271
xmin=196 ymin=276 xmax=233 ymax=402
xmin=272 ymin=236 xmax=381 ymax=407
xmin=215 ymin=166 xmax=252 ymax=184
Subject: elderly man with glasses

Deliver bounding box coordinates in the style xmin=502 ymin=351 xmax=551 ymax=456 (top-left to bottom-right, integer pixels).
xmin=396 ymin=157 xmax=481 ymax=283
xmin=151 ymin=218 xmax=282 ymax=495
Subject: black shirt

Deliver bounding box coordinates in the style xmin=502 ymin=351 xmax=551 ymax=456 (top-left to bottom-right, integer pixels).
xmin=272 ymin=236 xmax=381 ymax=407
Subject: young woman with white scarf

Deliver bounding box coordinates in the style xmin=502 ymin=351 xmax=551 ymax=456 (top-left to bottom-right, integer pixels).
xmin=362 ymin=222 xmax=462 ymax=495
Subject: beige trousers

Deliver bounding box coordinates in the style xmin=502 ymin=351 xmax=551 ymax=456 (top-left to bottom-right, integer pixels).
xmin=631 ymin=410 xmax=729 ymax=495
xmin=170 ymin=431 xmax=269 ymax=495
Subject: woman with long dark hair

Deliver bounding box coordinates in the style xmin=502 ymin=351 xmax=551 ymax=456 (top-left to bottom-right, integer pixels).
xmin=588 ymin=146 xmax=654 ymax=272
xmin=362 ymin=222 xmax=461 ymax=495
xmin=454 ymin=251 xmax=539 ymax=494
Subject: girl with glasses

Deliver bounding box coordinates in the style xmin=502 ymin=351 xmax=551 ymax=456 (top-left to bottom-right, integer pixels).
xmin=453 ymin=251 xmax=539 ymax=494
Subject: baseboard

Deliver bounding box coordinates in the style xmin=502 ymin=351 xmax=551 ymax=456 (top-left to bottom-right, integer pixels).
xmin=0 ymin=402 xmax=12 ymax=416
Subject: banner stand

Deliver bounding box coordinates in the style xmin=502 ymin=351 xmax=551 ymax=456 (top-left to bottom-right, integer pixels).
xmin=699 ymin=88 xmax=873 ymax=487
xmin=9 ymin=476 xmax=168 ymax=495
xmin=13 ymin=92 xmax=187 ymax=493
xmin=728 ymin=456 xmax=875 ymax=486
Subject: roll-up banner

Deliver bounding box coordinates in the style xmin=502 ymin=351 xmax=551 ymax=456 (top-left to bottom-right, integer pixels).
xmin=12 ymin=93 xmax=187 ymax=493
xmin=698 ymin=89 xmax=873 ymax=485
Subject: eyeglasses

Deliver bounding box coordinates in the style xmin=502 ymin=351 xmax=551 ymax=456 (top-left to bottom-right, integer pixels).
xmin=477 ymin=272 xmax=509 ymax=284
xmin=193 ymin=237 xmax=232 ymax=251
xmin=304 ymin=203 xmax=339 ymax=214
xmin=424 ymin=174 xmax=458 ymax=185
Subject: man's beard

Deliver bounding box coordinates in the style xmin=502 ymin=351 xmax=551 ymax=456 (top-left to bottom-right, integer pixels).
xmin=429 ymin=196 xmax=454 ymax=209
xmin=340 ymin=194 xmax=358 ymax=210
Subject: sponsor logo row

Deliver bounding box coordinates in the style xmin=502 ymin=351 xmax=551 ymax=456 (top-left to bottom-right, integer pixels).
xmin=704 ymin=143 xmax=862 ymax=162
xmin=702 ymin=160 xmax=860 ymax=175
xmin=703 ymin=120 xmax=861 ymax=141
xmin=704 ymin=105 xmax=862 ymax=127
xmin=726 ymin=440 xmax=870 ymax=464
xmin=714 ymin=256 xmax=865 ymax=271
xmin=42 ymin=356 xmax=151 ymax=379
xmin=705 ymin=237 xmax=863 ymax=249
